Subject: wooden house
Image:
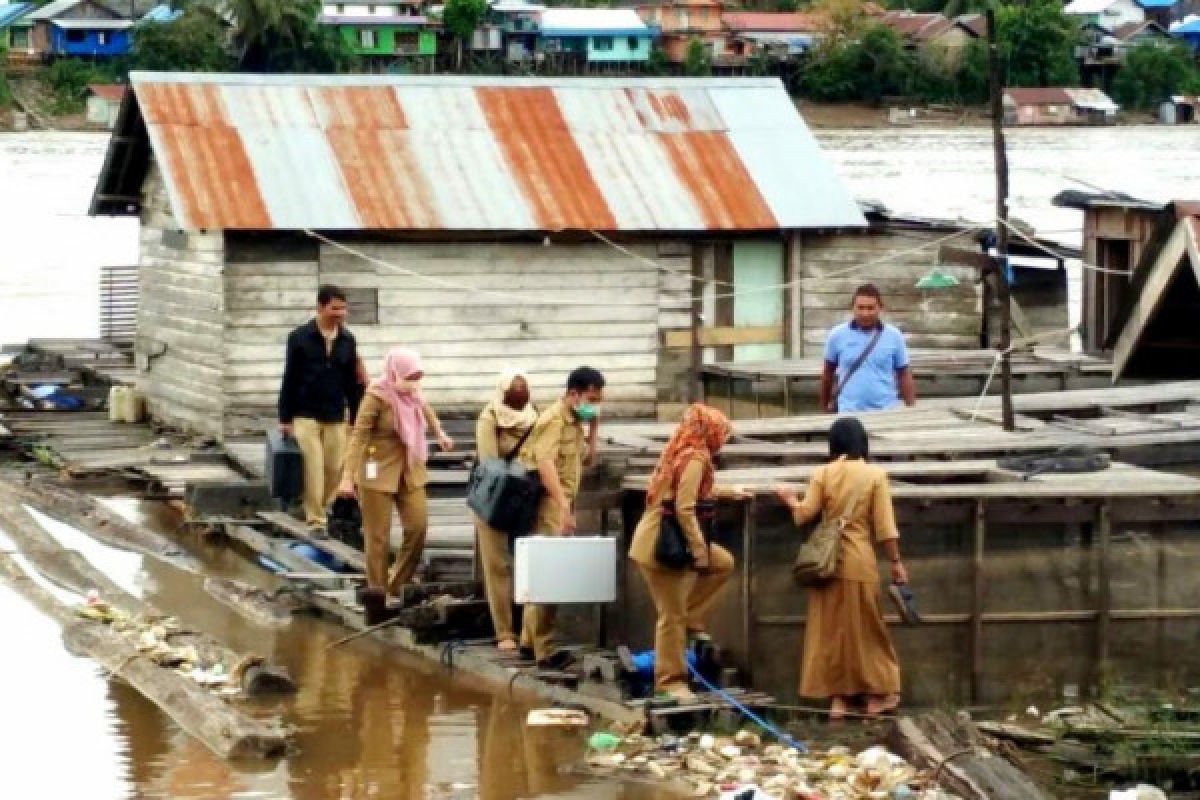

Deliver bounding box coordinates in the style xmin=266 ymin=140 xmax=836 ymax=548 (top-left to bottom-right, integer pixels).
xmin=878 ymin=10 xmax=975 ymax=68
xmin=26 ymin=0 xmax=131 ymax=59
xmin=635 ymin=0 xmax=727 ymax=65
xmin=1003 ymin=87 xmax=1119 ymax=126
xmin=1053 ymin=189 xmax=1165 ymax=351
xmin=1104 ymin=202 xmax=1200 ymax=379
xmin=719 ymin=11 xmax=828 ymax=64
xmin=89 ymin=73 xmax=891 ymax=438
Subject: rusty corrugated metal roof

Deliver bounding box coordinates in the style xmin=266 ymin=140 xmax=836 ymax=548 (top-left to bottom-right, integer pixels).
xmin=98 ymin=73 xmax=864 ymax=232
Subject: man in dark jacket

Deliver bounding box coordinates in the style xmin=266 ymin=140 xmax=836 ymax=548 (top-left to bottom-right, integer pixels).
xmin=278 ymin=285 xmax=366 ymax=530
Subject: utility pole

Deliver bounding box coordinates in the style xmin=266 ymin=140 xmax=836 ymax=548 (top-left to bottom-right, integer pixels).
xmin=987 ymin=8 xmax=1015 ymax=432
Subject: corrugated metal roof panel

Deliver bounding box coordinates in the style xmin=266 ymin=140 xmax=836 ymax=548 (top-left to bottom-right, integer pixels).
xmin=104 ymin=73 xmax=865 ymax=232
xmin=0 ymin=3 xmax=32 ymax=28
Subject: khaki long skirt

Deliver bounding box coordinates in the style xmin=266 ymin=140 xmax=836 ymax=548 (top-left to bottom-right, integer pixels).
xmin=800 ymin=578 xmax=901 ymax=698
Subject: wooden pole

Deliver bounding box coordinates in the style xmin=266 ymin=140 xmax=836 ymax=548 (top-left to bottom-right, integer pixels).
xmin=971 ymin=498 xmax=987 ymax=703
xmin=740 ymin=497 xmax=756 ymax=684
xmin=1096 ymin=501 xmax=1112 ymax=683
xmin=987 ymin=7 xmax=1016 ymax=432
xmin=689 ymin=245 xmax=704 ymax=404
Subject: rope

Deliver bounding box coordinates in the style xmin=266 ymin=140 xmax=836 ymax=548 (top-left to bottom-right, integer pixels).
xmin=995 ymin=218 xmax=1135 ymax=276
xmin=440 ymin=639 xmax=467 ymax=670
xmin=685 ymin=661 xmax=808 ymax=753
xmin=304 ymin=223 xmax=987 ymax=307
xmin=966 ymin=325 xmax=1079 ymax=422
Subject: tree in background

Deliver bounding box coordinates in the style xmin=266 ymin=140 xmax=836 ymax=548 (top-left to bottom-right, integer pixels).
xmin=995 ymin=0 xmax=1079 ymax=87
xmin=1113 ymin=41 xmax=1200 ymax=109
xmin=683 ymin=38 xmax=712 ymax=76
xmin=222 ymin=0 xmax=351 ymax=72
xmin=801 ymin=22 xmax=912 ymax=103
xmin=443 ymin=0 xmax=487 ymax=70
xmin=130 ymin=7 xmax=233 ymax=71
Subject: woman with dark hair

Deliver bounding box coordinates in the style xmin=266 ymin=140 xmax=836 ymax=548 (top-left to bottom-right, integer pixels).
xmin=774 ymin=416 xmax=907 ymax=719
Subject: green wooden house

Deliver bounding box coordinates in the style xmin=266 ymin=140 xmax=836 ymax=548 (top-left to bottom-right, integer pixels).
xmin=319 ymin=2 xmax=435 ymax=63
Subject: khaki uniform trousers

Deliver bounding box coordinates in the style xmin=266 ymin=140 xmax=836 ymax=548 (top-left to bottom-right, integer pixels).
xmin=359 ymin=484 xmax=428 ymax=595
xmin=293 ymin=417 xmax=348 ymax=528
xmin=475 ymin=514 xmax=516 ymax=642
xmin=636 ymin=543 xmax=735 ymax=691
xmin=518 ymin=498 xmax=566 ymax=660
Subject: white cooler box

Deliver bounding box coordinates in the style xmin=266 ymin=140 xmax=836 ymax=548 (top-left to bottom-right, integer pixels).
xmin=514 ymin=536 xmax=617 ymax=604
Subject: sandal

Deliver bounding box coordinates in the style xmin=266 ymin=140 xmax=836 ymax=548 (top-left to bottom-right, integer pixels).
xmin=866 ymin=693 xmax=901 ymax=717
xmin=829 ymin=696 xmax=850 ymax=722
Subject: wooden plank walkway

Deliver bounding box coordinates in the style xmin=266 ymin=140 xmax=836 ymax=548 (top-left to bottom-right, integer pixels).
xmin=702 ymin=347 xmax=1113 ymax=417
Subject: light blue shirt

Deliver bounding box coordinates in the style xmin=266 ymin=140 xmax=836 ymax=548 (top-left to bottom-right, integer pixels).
xmin=823 ymin=322 xmax=910 ymax=412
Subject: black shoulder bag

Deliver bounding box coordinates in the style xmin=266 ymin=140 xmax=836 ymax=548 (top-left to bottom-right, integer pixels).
xmin=466 ymin=419 xmax=543 ymax=537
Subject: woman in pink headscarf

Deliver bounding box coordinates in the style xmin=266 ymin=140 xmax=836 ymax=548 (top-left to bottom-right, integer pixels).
xmin=339 ymin=347 xmax=454 ymax=624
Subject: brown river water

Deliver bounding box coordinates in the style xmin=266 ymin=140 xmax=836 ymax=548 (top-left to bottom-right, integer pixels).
xmin=2 ymin=495 xmax=678 ymax=799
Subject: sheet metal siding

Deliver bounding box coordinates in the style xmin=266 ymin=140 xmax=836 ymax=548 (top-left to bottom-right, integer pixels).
xmin=127 ymin=75 xmax=865 ymax=232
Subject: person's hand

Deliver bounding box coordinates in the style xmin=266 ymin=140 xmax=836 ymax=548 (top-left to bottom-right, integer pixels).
xmin=437 ymin=432 xmax=454 ymax=452
xmin=773 ymin=484 xmax=798 ymax=508
xmin=725 ymin=485 xmax=752 ymax=501
xmin=583 ymin=447 xmax=597 ymax=468
xmin=692 ymin=547 xmax=710 ymax=570
xmin=561 ymin=511 xmax=577 ymax=536
xmin=890 ymin=560 xmax=909 ymax=586
xmin=279 ymin=422 xmax=294 ymax=438
xmin=337 ymin=478 xmax=356 ymax=498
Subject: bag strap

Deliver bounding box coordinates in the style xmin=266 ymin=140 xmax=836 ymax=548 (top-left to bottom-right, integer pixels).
xmin=831 ymin=326 xmax=884 ymax=403
xmin=504 ymin=409 xmax=538 ymax=463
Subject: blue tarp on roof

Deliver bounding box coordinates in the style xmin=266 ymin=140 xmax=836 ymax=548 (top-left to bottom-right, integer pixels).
xmin=1137 ymin=0 xmax=1178 ymax=7
xmin=139 ymin=3 xmax=183 ymax=23
xmin=0 ymin=2 xmax=33 ymax=29
xmin=1174 ymin=19 xmax=1200 ymax=32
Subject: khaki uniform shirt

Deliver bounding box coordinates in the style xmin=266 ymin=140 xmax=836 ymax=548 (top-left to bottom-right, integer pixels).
xmin=518 ymin=399 xmax=584 ymax=530
xmin=791 ymin=457 xmax=899 ymax=582
xmin=341 ymin=391 xmax=429 ymax=493
xmin=475 ymin=401 xmax=534 ymax=461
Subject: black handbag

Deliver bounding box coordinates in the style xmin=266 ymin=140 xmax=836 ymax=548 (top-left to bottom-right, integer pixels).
xmin=327 ymin=495 xmax=363 ymax=550
xmin=654 ymin=501 xmax=694 ymax=570
xmin=654 ymin=499 xmax=720 ymax=570
xmin=466 ymin=423 xmax=543 ymax=537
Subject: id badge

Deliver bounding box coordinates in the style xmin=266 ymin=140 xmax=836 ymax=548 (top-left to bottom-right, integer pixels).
xmin=365 ymin=461 xmax=379 ymax=481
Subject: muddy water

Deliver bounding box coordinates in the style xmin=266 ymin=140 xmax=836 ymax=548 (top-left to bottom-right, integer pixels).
xmin=0 ymin=496 xmax=671 ymax=799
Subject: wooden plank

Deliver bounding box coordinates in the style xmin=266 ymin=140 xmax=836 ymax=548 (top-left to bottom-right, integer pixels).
xmin=257 ymin=511 xmax=366 ymax=572
xmin=663 ymin=325 xmax=783 ymax=349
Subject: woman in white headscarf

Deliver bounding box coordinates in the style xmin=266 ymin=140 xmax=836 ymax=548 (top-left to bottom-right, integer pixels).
xmin=474 ymin=368 xmax=539 ymax=651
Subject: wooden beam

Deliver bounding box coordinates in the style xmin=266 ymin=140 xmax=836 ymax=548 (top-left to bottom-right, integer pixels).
xmin=664 ymin=325 xmax=783 ymax=349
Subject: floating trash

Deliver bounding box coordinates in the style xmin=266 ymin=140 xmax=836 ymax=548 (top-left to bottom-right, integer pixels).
xmin=585 ymin=728 xmax=958 ymax=799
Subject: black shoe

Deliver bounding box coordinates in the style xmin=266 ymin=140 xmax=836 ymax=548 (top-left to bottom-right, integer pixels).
xmin=518 ymin=646 xmax=535 ymax=661
xmin=536 ymin=649 xmax=574 ymax=671
xmin=362 ymin=589 xmax=393 ymax=626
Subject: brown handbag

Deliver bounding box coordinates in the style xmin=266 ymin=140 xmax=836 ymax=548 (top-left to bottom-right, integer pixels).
xmin=791 ymin=480 xmax=872 ymax=588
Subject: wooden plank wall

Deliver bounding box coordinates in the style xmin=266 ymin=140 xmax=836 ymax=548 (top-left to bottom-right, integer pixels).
xmin=221 ymin=238 xmax=693 ymax=424
xmin=136 ymin=166 xmax=226 ymax=438
xmin=797 ymin=228 xmax=982 ymax=354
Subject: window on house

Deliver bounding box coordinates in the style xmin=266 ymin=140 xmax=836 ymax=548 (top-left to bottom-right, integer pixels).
xmin=12 ymin=28 xmax=28 ymax=48
xmin=65 ymin=29 xmax=85 ymax=43
xmin=335 ymin=3 xmax=345 ymax=12
xmin=678 ymin=9 xmax=689 ymax=27
xmin=97 ymin=31 xmax=108 ymax=45
xmin=594 ymin=35 xmax=614 ymax=50
xmin=343 ymin=288 xmax=380 ymax=324
xmin=367 ymin=3 xmax=376 ymax=12
xmin=360 ymin=28 xmax=377 ymax=47
xmin=628 ymin=36 xmax=640 ymax=50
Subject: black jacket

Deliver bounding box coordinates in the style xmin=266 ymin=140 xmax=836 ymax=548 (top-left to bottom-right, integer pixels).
xmin=278 ymin=320 xmax=364 ymax=424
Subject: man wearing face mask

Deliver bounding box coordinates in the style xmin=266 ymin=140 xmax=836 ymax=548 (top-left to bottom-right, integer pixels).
xmin=516 ymin=365 xmax=606 ymax=668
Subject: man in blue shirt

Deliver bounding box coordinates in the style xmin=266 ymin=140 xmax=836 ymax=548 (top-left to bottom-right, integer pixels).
xmin=819 ymin=284 xmax=916 ymax=413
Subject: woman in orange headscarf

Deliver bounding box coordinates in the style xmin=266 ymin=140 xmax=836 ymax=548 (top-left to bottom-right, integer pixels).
xmin=627 ymin=403 xmax=748 ymax=701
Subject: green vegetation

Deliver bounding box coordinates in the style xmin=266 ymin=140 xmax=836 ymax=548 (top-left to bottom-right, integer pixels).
xmin=221 ymin=0 xmax=355 ymax=72
xmin=995 ymin=0 xmax=1079 ymax=87
xmin=443 ymin=0 xmax=487 ymax=69
xmin=1113 ymin=41 xmax=1200 ymax=110
xmin=683 ymin=38 xmax=712 ymax=77
xmin=130 ymin=6 xmax=233 ymax=72
xmin=44 ymin=59 xmax=123 ymax=114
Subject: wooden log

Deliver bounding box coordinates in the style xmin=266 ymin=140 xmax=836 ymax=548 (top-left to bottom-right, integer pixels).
xmin=0 ymin=488 xmax=296 ymax=698
xmin=203 ymin=577 xmax=304 ymax=630
xmin=0 ymin=552 xmax=287 ymax=760
xmin=3 ymin=477 xmax=200 ymax=570
xmin=888 ymin=712 xmax=1051 ymax=800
